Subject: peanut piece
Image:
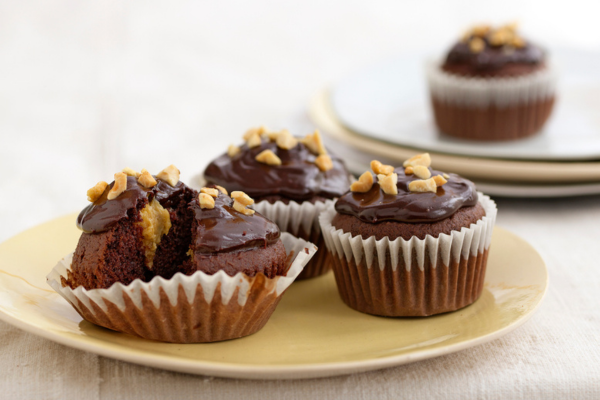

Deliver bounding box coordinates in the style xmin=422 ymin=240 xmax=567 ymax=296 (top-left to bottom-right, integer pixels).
xmin=378 ymin=173 xmax=398 ymax=195
xmin=233 ymin=200 xmax=255 ymax=216
xmin=276 ymin=130 xmax=298 ymax=150
xmin=315 ymin=154 xmax=333 ymax=172
xmin=228 ymin=144 xmax=241 ymax=157
xmin=122 ymin=167 xmax=140 ymax=178
xmin=403 ymin=153 xmax=431 ymax=168
xmin=408 ymin=178 xmax=437 ymax=193
xmin=243 ymin=126 xmax=268 ymax=141
xmin=246 ymin=132 xmax=262 ymax=148
xmin=138 ymin=169 xmax=157 ymax=188
xmin=87 ymin=181 xmax=108 ymax=202
xmin=413 ymin=165 xmax=431 ymax=179
xmin=231 ymin=191 xmax=254 ymax=206
xmin=200 ymin=187 xmax=219 ymax=198
xmin=255 ymin=149 xmax=282 ymax=166
xmin=215 ymin=185 xmax=228 ymax=195
xmin=199 ymin=193 xmax=215 ymax=209
xmin=302 ymin=130 xmax=327 ymax=155
xmin=433 ymin=175 xmax=448 ymax=186
xmin=107 ymin=172 xmax=128 ymax=200
xmin=350 ymin=171 xmax=374 ymax=193
xmin=405 ymin=166 xmax=414 ymax=175
xmin=469 ymin=37 xmax=485 ymax=53
xmin=156 ymin=165 xmax=180 ymax=186
xmin=370 ymin=160 xmax=394 ymax=175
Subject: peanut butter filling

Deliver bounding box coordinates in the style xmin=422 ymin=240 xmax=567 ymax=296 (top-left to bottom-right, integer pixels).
xmin=138 ymin=198 xmax=171 ymax=269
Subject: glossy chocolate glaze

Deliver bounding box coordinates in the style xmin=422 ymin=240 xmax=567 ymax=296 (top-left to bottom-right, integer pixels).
xmin=443 ymin=39 xmax=545 ymax=75
xmin=77 ymin=176 xmax=191 ymax=233
xmin=335 ymin=168 xmax=478 ymax=223
xmin=190 ymin=193 xmax=280 ymax=253
xmin=203 ymin=138 xmax=351 ymax=202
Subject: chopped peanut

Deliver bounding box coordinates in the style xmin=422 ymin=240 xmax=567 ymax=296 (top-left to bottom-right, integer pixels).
xmin=156 ymin=165 xmax=180 ymax=186
xmin=408 ymin=178 xmax=437 ymax=193
xmin=231 ymin=191 xmax=254 ymax=206
xmin=413 ymin=165 xmax=431 ymax=180
xmin=200 ymin=187 xmax=219 ymax=198
xmin=215 ymin=185 xmax=228 ymax=195
xmin=122 ymin=167 xmax=140 ymax=178
xmin=246 ymin=132 xmax=262 ymax=148
xmin=87 ymin=181 xmax=108 ymax=202
xmin=370 ymin=160 xmax=394 ymax=175
xmin=228 ymin=144 xmax=241 ymax=157
xmin=433 ymin=175 xmax=448 ymax=186
xmin=255 ymin=149 xmax=282 ymax=166
xmin=301 ymin=130 xmax=327 ymax=155
xmin=233 ymin=200 xmax=255 ymax=216
xmin=315 ymin=154 xmax=333 ymax=172
xmin=378 ymin=173 xmax=398 ymax=195
xmin=138 ymin=169 xmax=157 ymax=188
xmin=107 ymin=172 xmax=128 ymax=200
xmin=403 ymin=153 xmax=431 ymax=168
xmin=350 ymin=171 xmax=374 ymax=193
xmin=276 ymin=130 xmax=298 ymax=150
xmin=199 ymin=193 xmax=215 ymax=209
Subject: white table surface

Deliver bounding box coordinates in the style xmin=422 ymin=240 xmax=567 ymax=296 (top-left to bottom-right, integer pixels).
xmin=1 ymin=1 xmax=600 ymax=399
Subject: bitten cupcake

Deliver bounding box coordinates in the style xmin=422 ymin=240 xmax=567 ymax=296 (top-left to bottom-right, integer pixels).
xmin=204 ymin=127 xmax=352 ymax=280
xmin=427 ymin=23 xmax=557 ymax=141
xmin=319 ymin=154 xmax=497 ymax=317
xmin=47 ymin=165 xmax=316 ymax=343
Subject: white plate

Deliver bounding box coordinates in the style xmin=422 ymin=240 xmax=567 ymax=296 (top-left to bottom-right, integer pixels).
xmin=331 ymin=48 xmax=600 ymax=161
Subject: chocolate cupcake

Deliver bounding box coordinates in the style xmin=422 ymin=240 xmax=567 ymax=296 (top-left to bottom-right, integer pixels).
xmin=47 ymin=166 xmax=317 ymax=343
xmin=319 ymin=154 xmax=497 ymax=317
xmin=427 ymin=23 xmax=557 ymax=141
xmin=204 ymin=127 xmax=352 ymax=280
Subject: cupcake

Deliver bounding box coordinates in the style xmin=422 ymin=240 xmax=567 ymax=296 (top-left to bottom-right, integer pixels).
xmin=319 ymin=154 xmax=497 ymax=317
xmin=203 ymin=127 xmax=352 ymax=280
xmin=47 ymin=165 xmax=317 ymax=343
xmin=427 ymin=23 xmax=557 ymax=141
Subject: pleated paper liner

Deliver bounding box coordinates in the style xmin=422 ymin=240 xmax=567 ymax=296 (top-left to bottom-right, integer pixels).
xmin=319 ymin=194 xmax=497 ymax=317
xmin=254 ymin=199 xmax=334 ymax=280
xmin=47 ymin=233 xmax=317 ymax=343
xmin=426 ymin=61 xmax=558 ymax=140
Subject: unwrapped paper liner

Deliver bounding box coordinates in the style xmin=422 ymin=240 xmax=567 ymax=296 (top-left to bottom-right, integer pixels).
xmin=319 ymin=193 xmax=497 ymax=316
xmin=254 ymin=199 xmax=334 ymax=279
xmin=46 ymin=233 xmax=317 ymax=343
xmin=426 ymin=60 xmax=557 ymax=108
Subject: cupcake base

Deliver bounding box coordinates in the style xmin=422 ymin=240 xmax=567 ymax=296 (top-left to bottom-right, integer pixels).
xmin=47 ymin=233 xmax=317 ymax=343
xmin=331 ymin=247 xmax=489 ymax=317
xmin=431 ymin=96 xmax=556 ymax=141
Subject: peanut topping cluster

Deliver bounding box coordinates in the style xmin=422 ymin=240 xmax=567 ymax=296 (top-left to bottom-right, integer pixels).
xmin=197 ymin=187 xmax=256 ymax=216
xmin=86 ymin=165 xmax=181 ymax=202
xmin=350 ymin=154 xmax=450 ymax=195
xmin=228 ymin=127 xmax=334 ymax=172
xmin=462 ymin=22 xmax=526 ymax=54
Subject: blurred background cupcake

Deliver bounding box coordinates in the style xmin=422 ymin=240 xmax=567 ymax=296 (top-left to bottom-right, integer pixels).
xmin=427 ymin=23 xmax=558 ymax=141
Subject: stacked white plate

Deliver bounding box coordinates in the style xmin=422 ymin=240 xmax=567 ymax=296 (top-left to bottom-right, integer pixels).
xmin=309 ymin=49 xmax=600 ymax=197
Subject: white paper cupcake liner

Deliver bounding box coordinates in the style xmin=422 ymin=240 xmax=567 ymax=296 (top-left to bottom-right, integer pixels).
xmin=254 ymin=199 xmax=335 ymax=279
xmin=319 ymin=193 xmax=497 ymax=316
xmin=46 ymin=232 xmax=317 ymax=343
xmin=426 ymin=60 xmax=558 ymax=108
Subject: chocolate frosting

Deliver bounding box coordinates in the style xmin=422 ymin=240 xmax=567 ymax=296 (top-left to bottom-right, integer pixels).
xmin=443 ymin=39 xmax=545 ymax=75
xmin=76 ymin=176 xmax=190 ymax=234
xmin=203 ymin=138 xmax=351 ymax=202
xmin=335 ymin=168 xmax=478 ymax=223
xmin=190 ymin=194 xmax=280 ymax=253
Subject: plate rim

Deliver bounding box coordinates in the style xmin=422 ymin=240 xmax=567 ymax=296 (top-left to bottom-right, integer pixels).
xmin=309 ymin=90 xmax=600 ymax=184
xmin=0 ymin=221 xmax=548 ymax=380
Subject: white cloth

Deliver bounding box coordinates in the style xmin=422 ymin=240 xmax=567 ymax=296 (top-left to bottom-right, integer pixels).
xmin=1 ymin=1 xmax=600 ymax=398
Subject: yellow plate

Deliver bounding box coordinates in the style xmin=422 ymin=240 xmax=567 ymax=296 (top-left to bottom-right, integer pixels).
xmin=0 ymin=214 xmax=547 ymax=380
xmin=309 ymin=90 xmax=600 ymax=184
